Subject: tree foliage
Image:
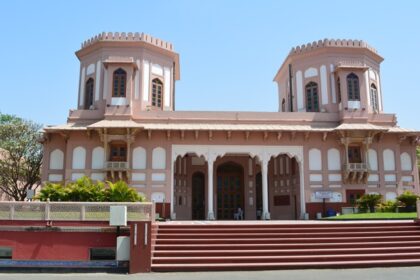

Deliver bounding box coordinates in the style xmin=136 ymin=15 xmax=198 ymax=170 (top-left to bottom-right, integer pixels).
xmin=357 ymin=194 xmax=382 ymax=213
xmin=66 ymin=176 xmax=106 ymax=202
xmin=105 ymin=180 xmax=145 ymax=202
xmin=0 ymin=113 xmax=43 ymax=201
xmin=37 ymin=176 xmax=145 ymax=202
xmin=397 ymin=191 xmax=419 ymax=211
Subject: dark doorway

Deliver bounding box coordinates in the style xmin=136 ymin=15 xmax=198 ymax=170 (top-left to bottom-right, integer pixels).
xmin=216 ymin=162 xmax=244 ymax=220
xmin=192 ymin=172 xmax=205 ymax=220
xmin=348 ymin=146 xmax=362 ymax=163
xmin=256 ymin=172 xmax=262 ymax=219
xmin=109 ymin=143 xmax=127 ymax=162
xmin=346 ymin=189 xmax=365 ymax=206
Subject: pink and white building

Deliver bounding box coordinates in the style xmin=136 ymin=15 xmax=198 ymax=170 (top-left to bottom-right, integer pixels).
xmin=42 ymin=33 xmax=420 ymax=220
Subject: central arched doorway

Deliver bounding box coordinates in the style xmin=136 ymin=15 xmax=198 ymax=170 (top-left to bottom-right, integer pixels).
xmin=191 ymin=172 xmax=205 ymax=220
xmin=216 ymin=162 xmax=244 ymax=220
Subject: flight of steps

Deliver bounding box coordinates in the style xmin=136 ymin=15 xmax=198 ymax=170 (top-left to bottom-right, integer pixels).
xmin=151 ymin=221 xmax=420 ymax=272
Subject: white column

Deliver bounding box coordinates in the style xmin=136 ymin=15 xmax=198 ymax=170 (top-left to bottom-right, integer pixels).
xmin=170 ymin=158 xmax=176 ymax=220
xmin=261 ymin=156 xmax=270 ymax=220
xmin=134 ymin=59 xmax=140 ymax=99
xmin=95 ymin=61 xmax=101 ymax=101
xmin=103 ymin=67 xmax=108 ymax=100
xmin=299 ymin=160 xmax=306 ymax=218
xmin=143 ymin=60 xmax=150 ymax=102
xmin=364 ymin=138 xmax=371 ymax=167
xmin=207 ymin=156 xmax=215 ymax=220
xmin=78 ymin=66 xmax=86 ymax=107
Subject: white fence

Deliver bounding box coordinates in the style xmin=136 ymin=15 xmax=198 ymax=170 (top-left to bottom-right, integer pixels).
xmin=0 ymin=201 xmax=154 ymax=222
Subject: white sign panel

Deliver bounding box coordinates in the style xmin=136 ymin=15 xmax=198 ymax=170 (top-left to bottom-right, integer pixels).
xmin=315 ymin=191 xmax=333 ymax=199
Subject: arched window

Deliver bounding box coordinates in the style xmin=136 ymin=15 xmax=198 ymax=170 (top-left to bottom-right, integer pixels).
xmin=84 ymin=78 xmax=94 ymax=109
xmin=50 ymin=149 xmax=64 ymax=170
xmin=327 ymin=148 xmax=340 ymax=171
xmin=72 ymin=146 xmax=86 ymax=169
xmin=370 ymin=83 xmax=379 ymax=111
xmin=152 ymin=147 xmax=166 ymax=169
xmin=346 ymin=73 xmax=360 ymax=101
xmin=309 ymin=148 xmax=322 ymax=171
xmin=281 ymin=98 xmax=286 ymax=112
xmin=383 ymin=149 xmax=395 ymax=171
xmin=305 ymin=82 xmax=319 ymax=112
xmin=152 ymin=78 xmax=163 ymax=108
xmin=112 ymin=68 xmax=126 ymax=97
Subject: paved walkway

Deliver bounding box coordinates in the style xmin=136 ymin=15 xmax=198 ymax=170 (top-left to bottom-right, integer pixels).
xmin=2 ymin=267 xmax=420 ymax=280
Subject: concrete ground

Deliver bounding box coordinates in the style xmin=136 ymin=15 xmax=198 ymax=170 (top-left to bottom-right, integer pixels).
xmin=1 ymin=267 xmax=420 ymax=280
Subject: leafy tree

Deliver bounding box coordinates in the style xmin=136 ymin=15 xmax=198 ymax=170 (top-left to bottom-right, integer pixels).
xmin=105 ymin=180 xmax=145 ymax=202
xmin=0 ymin=113 xmax=43 ymax=201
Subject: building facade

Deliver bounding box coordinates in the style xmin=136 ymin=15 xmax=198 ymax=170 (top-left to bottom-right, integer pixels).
xmin=42 ymin=32 xmax=420 ymax=220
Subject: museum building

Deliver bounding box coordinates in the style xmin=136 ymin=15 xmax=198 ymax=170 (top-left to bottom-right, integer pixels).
xmin=41 ymin=32 xmax=420 ymax=220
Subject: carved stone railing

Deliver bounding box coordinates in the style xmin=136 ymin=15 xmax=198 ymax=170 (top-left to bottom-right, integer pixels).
xmin=343 ymin=163 xmax=369 ymax=184
xmin=344 ymin=163 xmax=368 ymax=171
xmin=105 ymin=161 xmax=128 ymax=170
xmin=0 ymin=201 xmax=154 ymax=222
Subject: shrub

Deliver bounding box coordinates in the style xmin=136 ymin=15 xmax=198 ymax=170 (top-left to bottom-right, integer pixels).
xmin=65 ymin=177 xmax=105 ymax=202
xmin=37 ymin=182 xmax=67 ymax=201
xmin=36 ymin=177 xmax=145 ymax=202
xmin=397 ymin=191 xmax=419 ymax=211
xmin=357 ymin=194 xmax=382 ymax=213
xmin=105 ymin=180 xmax=145 ymax=202
xmin=377 ymin=200 xmax=399 ymax=213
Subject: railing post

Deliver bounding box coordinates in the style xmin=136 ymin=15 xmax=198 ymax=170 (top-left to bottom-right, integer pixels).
xmin=151 ymin=201 xmax=156 ymax=222
xmin=45 ymin=200 xmax=50 ymax=221
xmin=80 ymin=204 xmax=86 ymax=221
xmin=10 ymin=204 xmax=15 ymax=220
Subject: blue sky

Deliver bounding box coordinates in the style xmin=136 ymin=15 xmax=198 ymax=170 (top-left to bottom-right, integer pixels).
xmin=0 ymin=1 xmax=419 ymax=129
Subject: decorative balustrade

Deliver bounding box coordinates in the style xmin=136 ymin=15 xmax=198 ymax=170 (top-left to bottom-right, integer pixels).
xmin=343 ymin=163 xmax=368 ymax=172
xmin=342 ymin=163 xmax=369 ymax=184
xmin=105 ymin=161 xmax=128 ymax=170
xmin=0 ymin=201 xmax=154 ymax=222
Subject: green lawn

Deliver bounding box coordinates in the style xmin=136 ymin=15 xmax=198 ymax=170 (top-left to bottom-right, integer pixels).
xmin=326 ymin=212 xmax=417 ymax=220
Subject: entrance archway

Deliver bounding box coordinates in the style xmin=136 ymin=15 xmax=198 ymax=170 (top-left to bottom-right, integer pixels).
xmin=216 ymin=162 xmax=244 ymax=220
xmin=171 ymin=145 xmax=305 ymax=221
xmin=267 ymin=154 xmax=300 ymax=220
xmin=192 ymin=172 xmax=205 ymax=220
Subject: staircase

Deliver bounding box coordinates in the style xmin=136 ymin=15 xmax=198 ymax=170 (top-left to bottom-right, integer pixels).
xmin=151 ymin=221 xmax=420 ymax=272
